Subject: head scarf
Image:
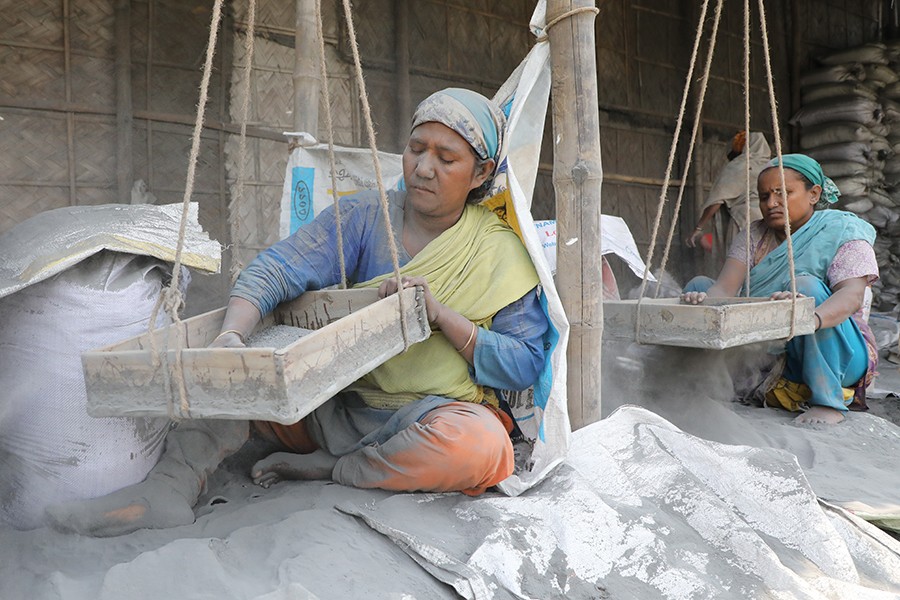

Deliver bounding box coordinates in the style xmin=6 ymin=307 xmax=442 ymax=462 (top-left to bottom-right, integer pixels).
xmin=764 ymin=154 xmax=841 ymax=208
xmin=411 ymin=88 xmax=506 ymax=166
xmin=727 ymin=130 xmax=747 ymax=160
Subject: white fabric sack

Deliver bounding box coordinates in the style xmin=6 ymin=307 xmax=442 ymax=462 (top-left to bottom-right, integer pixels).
xmin=0 ymin=252 xmax=172 ymax=529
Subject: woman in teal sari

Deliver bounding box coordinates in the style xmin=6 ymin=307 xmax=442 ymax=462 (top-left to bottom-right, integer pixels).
xmin=683 ymin=154 xmax=879 ymax=425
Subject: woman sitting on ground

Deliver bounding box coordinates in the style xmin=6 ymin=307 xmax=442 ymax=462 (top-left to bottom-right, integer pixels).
xmin=47 ymin=88 xmax=548 ymax=537
xmin=682 ymin=154 xmax=878 ymax=425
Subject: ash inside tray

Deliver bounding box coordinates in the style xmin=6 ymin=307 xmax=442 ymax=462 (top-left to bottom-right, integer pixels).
xmin=246 ymin=324 xmax=313 ymax=348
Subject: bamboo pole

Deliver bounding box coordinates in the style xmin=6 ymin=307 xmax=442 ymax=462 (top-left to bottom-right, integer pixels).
xmin=115 ymin=0 xmax=134 ymax=203
xmin=294 ymin=0 xmax=320 ymax=134
xmin=548 ymin=0 xmax=603 ymax=429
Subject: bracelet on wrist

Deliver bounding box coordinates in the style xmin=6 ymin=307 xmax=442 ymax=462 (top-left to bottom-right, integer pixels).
xmin=457 ymin=322 xmax=477 ymax=353
xmin=813 ymin=312 xmax=822 ymax=332
xmin=215 ymin=329 xmax=246 ymax=344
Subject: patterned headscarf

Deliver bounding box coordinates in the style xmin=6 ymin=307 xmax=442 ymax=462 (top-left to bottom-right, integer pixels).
xmin=411 ymin=88 xmax=506 ymax=166
xmin=764 ymin=154 xmax=841 ymax=208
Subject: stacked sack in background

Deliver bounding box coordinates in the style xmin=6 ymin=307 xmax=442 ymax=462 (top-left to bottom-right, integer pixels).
xmin=792 ymin=41 xmax=900 ymax=314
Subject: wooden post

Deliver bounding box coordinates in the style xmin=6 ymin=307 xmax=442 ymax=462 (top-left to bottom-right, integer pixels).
xmin=548 ymin=0 xmax=603 ymax=429
xmin=294 ymin=0 xmax=320 ymax=134
xmin=115 ymin=0 xmax=133 ymax=203
xmin=395 ymin=0 xmax=411 ymax=151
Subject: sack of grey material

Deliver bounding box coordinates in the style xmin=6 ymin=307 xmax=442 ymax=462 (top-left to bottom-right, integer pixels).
xmin=799 ymin=123 xmax=875 ymax=149
xmin=818 ymin=43 xmax=889 ymax=66
xmin=838 ymin=197 xmax=874 ymax=213
xmin=800 ymin=64 xmax=866 ymax=87
xmin=0 ymin=252 xmax=176 ymax=529
xmin=818 ymin=160 xmax=873 ymax=179
xmin=801 ymin=82 xmax=878 ymax=104
xmin=805 ymin=141 xmax=874 ymax=165
xmin=863 ymin=64 xmax=899 ymax=88
xmin=790 ymin=97 xmax=883 ymax=128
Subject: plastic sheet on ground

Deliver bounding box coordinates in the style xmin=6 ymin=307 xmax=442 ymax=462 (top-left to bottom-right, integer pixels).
xmin=3 ymin=407 xmax=898 ymax=600
xmin=339 ymin=406 xmax=900 ymax=600
xmin=0 ymin=202 xmax=221 ymax=300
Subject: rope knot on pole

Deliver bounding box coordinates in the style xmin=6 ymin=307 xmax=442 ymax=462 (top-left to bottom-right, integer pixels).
xmin=537 ymin=6 xmax=600 ymax=42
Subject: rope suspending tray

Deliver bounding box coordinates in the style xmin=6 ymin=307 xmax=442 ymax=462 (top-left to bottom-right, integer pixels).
xmin=83 ymin=287 xmax=429 ymax=423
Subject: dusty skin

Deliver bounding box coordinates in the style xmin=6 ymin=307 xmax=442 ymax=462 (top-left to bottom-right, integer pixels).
xmin=251 ymin=449 xmax=340 ymax=488
xmin=44 ymin=480 xmax=195 ymax=537
xmin=794 ymin=405 xmax=845 ymax=425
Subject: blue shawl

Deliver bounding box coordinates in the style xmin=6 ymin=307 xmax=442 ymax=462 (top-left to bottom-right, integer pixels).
xmin=749 ymin=210 xmax=875 ymax=297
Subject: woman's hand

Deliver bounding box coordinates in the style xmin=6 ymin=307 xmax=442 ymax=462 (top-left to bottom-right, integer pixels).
xmin=209 ymin=330 xmax=246 ymax=348
xmin=685 ymin=228 xmax=703 ymax=248
xmin=681 ymin=291 xmax=707 ymax=305
xmin=378 ymin=276 xmax=445 ymax=327
xmin=769 ymin=291 xmax=805 ymax=301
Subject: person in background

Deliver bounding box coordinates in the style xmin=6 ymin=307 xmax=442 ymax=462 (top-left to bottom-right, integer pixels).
xmin=686 ymin=131 xmax=771 ymax=252
xmin=682 ymin=154 xmax=878 ymax=426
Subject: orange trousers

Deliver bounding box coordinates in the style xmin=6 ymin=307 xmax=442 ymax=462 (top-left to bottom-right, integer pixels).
xmin=256 ymin=402 xmax=514 ymax=496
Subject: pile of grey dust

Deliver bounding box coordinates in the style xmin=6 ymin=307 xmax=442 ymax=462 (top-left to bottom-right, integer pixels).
xmin=246 ymin=325 xmax=313 ymax=348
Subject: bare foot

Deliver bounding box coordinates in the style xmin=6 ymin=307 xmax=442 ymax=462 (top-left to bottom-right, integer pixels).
xmin=251 ymin=450 xmax=339 ymax=488
xmin=793 ymin=405 xmax=845 ymax=425
xmin=44 ymin=480 xmax=195 ymax=537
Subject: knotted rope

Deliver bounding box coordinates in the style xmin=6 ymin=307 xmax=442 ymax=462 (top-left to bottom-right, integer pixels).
xmin=535 ymin=6 xmax=600 ymax=42
xmin=653 ymin=0 xmax=725 ymax=297
xmin=316 ymin=0 xmax=348 ymax=289
xmin=230 ymin=0 xmax=257 ymax=283
xmin=758 ymin=0 xmax=799 ymax=340
xmin=635 ymin=0 xmax=801 ymax=346
xmin=633 ymin=0 xmax=711 ymax=342
xmin=340 ymin=0 xmax=411 ymax=348
xmin=148 ymin=0 xmax=225 ymax=419
xmin=743 ymin=0 xmax=752 ymax=297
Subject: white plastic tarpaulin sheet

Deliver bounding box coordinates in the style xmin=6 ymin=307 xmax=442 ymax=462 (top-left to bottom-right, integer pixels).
xmin=534 ymin=217 xmax=656 ymax=280
xmin=0 ymin=202 xmax=221 ymax=300
xmin=4 ymin=407 xmax=897 ymax=599
xmin=340 ymin=406 xmax=900 ymax=600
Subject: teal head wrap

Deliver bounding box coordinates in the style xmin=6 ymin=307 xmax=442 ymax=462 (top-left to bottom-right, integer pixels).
xmin=411 ymin=88 xmax=506 ymax=164
xmin=764 ymin=154 xmax=841 ymax=208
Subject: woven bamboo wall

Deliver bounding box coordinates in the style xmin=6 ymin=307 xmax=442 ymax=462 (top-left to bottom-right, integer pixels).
xmin=590 ymin=0 xmax=884 ymax=290
xmin=0 ymin=0 xmax=887 ymax=313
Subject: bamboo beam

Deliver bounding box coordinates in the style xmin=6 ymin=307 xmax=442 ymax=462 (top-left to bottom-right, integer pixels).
xmin=293 ymin=0 xmax=320 ymax=134
xmin=548 ymin=0 xmax=603 ymax=430
xmin=0 ymin=97 xmax=287 ymax=142
xmin=115 ymin=0 xmax=134 ymax=203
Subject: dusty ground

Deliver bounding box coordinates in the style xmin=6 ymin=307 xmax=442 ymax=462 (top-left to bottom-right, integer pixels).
xmin=868 ymin=361 xmax=900 ymax=426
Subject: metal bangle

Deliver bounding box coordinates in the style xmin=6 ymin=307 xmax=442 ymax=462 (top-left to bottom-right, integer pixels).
xmin=215 ymin=329 xmax=246 ymax=344
xmin=457 ymin=322 xmax=477 ymax=353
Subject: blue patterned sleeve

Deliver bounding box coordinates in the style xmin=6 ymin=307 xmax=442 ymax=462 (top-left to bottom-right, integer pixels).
xmin=230 ymin=201 xmax=366 ymax=316
xmin=470 ymin=287 xmax=548 ymax=391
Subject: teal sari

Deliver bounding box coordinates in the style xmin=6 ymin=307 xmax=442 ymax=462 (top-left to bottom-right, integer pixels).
xmin=749 ymin=210 xmax=875 ymax=297
xmin=748 ymin=209 xmax=876 ymax=412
